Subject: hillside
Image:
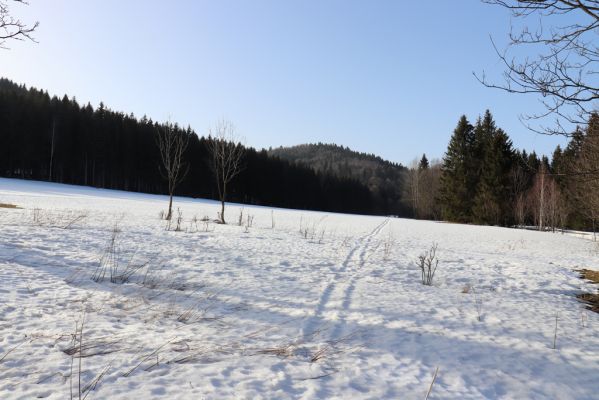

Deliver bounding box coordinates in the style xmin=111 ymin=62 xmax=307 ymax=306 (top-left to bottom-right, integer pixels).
xmin=270 ymin=143 xmax=409 ymax=215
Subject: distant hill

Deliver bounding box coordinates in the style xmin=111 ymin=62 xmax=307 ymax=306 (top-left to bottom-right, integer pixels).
xmin=269 ymin=143 xmax=409 ymax=215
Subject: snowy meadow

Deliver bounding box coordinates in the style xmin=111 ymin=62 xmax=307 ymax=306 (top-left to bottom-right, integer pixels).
xmin=0 ymin=177 xmax=598 ymax=399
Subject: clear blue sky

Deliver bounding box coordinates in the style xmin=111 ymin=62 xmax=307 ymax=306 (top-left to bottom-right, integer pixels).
xmin=3 ymin=0 xmax=567 ymax=165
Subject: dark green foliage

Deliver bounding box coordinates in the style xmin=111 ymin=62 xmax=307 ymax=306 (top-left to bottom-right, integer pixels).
xmin=471 ymin=112 xmax=515 ymax=225
xmin=269 ymin=143 xmax=409 ymax=216
xmin=0 ymin=78 xmax=373 ymax=215
xmin=439 ymin=115 xmax=475 ymax=222
xmin=418 ymin=154 xmax=429 ymax=170
xmin=440 ymin=111 xmax=515 ymax=226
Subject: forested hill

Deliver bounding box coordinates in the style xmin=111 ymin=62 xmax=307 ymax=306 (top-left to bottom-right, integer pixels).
xmin=0 ymin=78 xmax=375 ymax=215
xmin=270 ymin=143 xmax=409 ymax=215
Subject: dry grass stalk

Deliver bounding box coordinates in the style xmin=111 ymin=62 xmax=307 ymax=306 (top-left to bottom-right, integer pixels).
xmin=425 ymin=366 xmax=439 ymax=400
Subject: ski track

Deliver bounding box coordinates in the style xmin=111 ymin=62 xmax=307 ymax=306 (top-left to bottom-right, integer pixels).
xmin=303 ymin=218 xmax=389 ymax=339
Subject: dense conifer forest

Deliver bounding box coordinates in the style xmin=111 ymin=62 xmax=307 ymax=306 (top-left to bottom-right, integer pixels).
xmin=437 ymin=111 xmax=599 ymax=231
xmin=0 ymin=78 xmax=373 ymax=215
xmin=270 ymin=143 xmax=409 ymax=216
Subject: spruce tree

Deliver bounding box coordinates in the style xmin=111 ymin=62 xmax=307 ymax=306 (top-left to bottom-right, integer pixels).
xmin=439 ymin=115 xmax=475 ymax=222
xmin=418 ymin=154 xmax=429 ymax=170
xmin=471 ymin=111 xmax=515 ymax=225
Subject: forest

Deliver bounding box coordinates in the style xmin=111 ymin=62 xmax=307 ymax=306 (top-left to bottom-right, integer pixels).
xmin=270 ymin=143 xmax=410 ymax=216
xmin=1 ymin=77 xmax=597 ymax=231
xmin=410 ymin=110 xmax=599 ymax=232
xmin=0 ymin=78 xmax=373 ymax=215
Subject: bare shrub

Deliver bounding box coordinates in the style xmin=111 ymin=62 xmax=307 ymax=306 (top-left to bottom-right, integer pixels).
xmin=162 ymin=208 xmax=185 ymax=231
xmin=418 ymin=243 xmax=439 ymax=286
xmin=62 ymin=211 xmax=89 ymax=229
xmin=32 ymin=207 xmax=42 ymax=224
xmin=31 ymin=208 xmax=88 ymax=229
xmin=244 ymin=214 xmax=254 ymax=233
xmin=299 ymin=218 xmax=326 ymax=242
xmin=200 ymin=215 xmax=212 ymax=232
xmin=317 ymin=228 xmax=325 ymax=244
xmin=237 ymin=208 xmax=244 ymax=226
xmin=174 ymin=208 xmax=183 ymax=232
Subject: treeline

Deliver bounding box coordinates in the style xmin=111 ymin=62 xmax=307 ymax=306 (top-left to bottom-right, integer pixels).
xmin=412 ymin=109 xmax=598 ymax=231
xmin=0 ymin=78 xmax=372 ymax=215
xmin=269 ymin=143 xmax=409 ymax=216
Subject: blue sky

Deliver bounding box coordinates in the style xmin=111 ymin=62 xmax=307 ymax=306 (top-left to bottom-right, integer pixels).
xmin=3 ymin=0 xmax=568 ymax=165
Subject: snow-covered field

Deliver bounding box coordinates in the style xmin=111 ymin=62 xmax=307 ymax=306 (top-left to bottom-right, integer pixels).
xmin=0 ymin=177 xmax=598 ymax=399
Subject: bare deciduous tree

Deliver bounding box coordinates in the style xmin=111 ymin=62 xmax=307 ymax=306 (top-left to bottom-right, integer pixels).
xmin=571 ymin=119 xmax=599 ymax=238
xmin=526 ymin=163 xmax=568 ymax=231
xmin=1 ymin=0 xmax=38 ymax=49
xmin=156 ymin=122 xmax=189 ymax=220
xmin=545 ymin=178 xmax=567 ymax=232
xmin=405 ymin=158 xmax=421 ymax=217
xmin=479 ymin=1 xmax=599 ymax=136
xmin=207 ymin=119 xmax=244 ymax=224
xmin=527 ymin=164 xmax=549 ymax=231
xmin=420 ymin=160 xmax=442 ymax=220
xmin=404 ymin=158 xmax=442 ymax=220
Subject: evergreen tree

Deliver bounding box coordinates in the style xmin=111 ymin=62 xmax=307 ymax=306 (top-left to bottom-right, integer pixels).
xmin=472 ymin=125 xmax=515 ymax=225
xmin=418 ymin=154 xmax=429 ymax=170
xmin=439 ymin=115 xmax=475 ymax=222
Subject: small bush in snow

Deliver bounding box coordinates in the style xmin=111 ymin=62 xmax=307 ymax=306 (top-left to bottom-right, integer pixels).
xmin=175 ymin=208 xmax=183 ymax=231
xmin=244 ymin=214 xmax=254 ymax=233
xmin=418 ymin=243 xmax=439 ymax=286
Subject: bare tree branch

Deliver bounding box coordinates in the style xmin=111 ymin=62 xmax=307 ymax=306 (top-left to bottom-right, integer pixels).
xmin=478 ymin=0 xmax=599 ymax=136
xmin=0 ymin=0 xmax=38 ymax=49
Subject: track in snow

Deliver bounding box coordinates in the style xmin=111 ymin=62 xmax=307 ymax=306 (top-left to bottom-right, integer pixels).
xmin=302 ymin=218 xmax=389 ymax=339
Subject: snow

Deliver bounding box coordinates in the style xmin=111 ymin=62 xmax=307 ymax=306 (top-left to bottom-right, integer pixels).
xmin=0 ymin=177 xmax=598 ymax=399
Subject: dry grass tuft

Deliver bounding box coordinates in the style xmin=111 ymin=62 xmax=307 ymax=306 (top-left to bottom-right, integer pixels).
xmin=577 ymin=269 xmax=599 ymax=313
xmin=0 ymin=203 xmax=20 ymax=209
xmin=577 ymin=293 xmax=599 ymax=312
xmin=580 ymin=269 xmax=599 ymax=284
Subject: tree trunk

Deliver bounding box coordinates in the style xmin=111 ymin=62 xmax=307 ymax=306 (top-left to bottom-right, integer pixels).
xmin=220 ymin=200 xmax=225 ymax=224
xmin=167 ymin=193 xmax=173 ymax=220
xmin=539 ymin=173 xmax=545 ymax=231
